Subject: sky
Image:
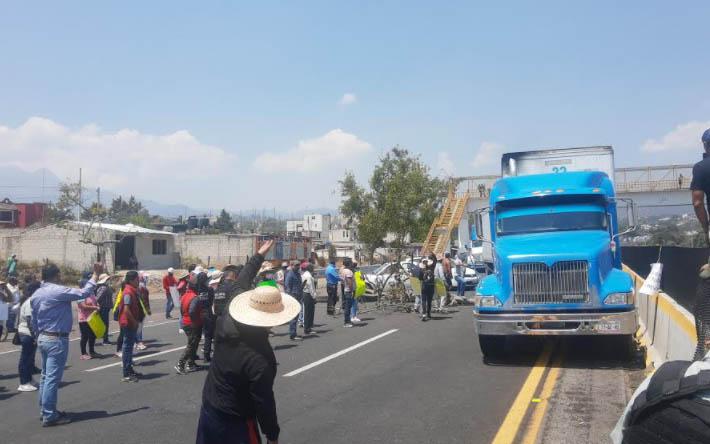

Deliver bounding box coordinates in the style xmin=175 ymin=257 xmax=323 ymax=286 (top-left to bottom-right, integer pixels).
xmin=1 ymin=1 xmax=709 ymax=212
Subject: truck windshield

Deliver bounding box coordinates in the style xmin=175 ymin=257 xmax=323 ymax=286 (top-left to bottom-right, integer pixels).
xmin=497 ymin=211 xmax=607 ymax=236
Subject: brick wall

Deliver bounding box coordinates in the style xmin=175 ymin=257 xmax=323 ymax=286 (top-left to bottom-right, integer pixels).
xmin=175 ymin=234 xmax=255 ymax=267
xmin=0 ymin=225 xmax=107 ymax=271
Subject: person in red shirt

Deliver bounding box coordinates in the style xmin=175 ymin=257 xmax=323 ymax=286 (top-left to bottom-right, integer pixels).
xmin=162 ymin=267 xmax=177 ymax=319
xmin=119 ymin=271 xmax=141 ymax=382
xmin=175 ymin=271 xmax=206 ymax=374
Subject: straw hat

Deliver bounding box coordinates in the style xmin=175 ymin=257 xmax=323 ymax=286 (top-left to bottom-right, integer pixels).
xmin=97 ymin=273 xmax=111 ymax=285
xmin=228 ymin=285 xmax=301 ymax=327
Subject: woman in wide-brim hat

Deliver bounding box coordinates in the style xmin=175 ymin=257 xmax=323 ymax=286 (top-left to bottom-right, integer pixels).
xmin=196 ymin=284 xmax=300 ymax=444
xmin=228 ymin=284 xmax=301 ymax=327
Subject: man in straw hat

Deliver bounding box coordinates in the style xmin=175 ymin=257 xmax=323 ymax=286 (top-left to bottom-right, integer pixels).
xmin=197 ymin=254 xmax=298 ymax=443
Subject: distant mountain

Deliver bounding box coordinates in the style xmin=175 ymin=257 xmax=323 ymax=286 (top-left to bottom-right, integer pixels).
xmin=0 ymin=166 xmax=337 ymax=219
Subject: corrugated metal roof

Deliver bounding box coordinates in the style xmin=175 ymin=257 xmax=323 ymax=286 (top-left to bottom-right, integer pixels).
xmin=74 ymin=221 xmax=175 ymax=236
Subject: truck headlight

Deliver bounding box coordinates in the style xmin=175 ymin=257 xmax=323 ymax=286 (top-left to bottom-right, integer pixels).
xmin=477 ymin=296 xmax=502 ymax=307
xmin=605 ymin=291 xmax=635 ymax=305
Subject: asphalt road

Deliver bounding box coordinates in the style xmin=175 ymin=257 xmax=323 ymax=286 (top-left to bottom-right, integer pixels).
xmin=0 ymin=297 xmax=639 ymax=444
xmin=0 ymin=295 xmax=536 ymax=444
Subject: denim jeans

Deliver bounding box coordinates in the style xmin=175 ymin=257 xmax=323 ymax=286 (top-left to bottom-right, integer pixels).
xmin=351 ymin=297 xmax=359 ymax=318
xmin=121 ymin=327 xmax=137 ymax=377
xmin=343 ymin=291 xmax=353 ymax=324
xmin=289 ymin=295 xmax=303 ymax=338
xmin=165 ymin=296 xmax=174 ymax=318
xmin=38 ymin=334 xmax=69 ymax=422
xmin=455 ymin=276 xmax=466 ymax=296
xmin=18 ymin=333 xmax=37 ymax=385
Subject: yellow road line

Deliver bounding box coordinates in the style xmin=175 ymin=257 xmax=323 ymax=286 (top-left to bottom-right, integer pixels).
xmin=491 ymin=343 xmax=554 ymax=444
xmin=521 ymin=353 xmax=563 ymax=444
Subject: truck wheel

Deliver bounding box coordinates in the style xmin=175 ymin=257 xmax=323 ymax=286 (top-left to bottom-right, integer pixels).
xmin=478 ymin=335 xmax=506 ymax=357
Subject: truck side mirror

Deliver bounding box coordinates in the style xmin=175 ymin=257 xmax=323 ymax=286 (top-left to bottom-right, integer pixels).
xmin=474 ymin=212 xmax=484 ymax=240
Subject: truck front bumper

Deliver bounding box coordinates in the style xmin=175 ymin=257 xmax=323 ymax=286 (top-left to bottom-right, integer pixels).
xmin=474 ymin=309 xmax=638 ymax=336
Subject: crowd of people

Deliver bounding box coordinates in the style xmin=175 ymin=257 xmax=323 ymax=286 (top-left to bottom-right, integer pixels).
xmin=0 ymin=238 xmax=377 ymax=442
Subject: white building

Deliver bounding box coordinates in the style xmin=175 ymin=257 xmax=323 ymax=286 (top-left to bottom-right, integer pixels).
xmin=286 ymin=214 xmax=331 ymax=241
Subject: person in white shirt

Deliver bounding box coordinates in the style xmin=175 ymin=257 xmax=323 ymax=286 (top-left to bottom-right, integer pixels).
xmin=301 ymin=263 xmax=317 ymax=335
xmin=435 ymin=256 xmax=447 ymax=311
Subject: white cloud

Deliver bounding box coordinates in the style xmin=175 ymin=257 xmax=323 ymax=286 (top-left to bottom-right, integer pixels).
xmin=436 ymin=151 xmax=455 ymax=176
xmin=0 ymin=116 xmax=235 ymax=201
xmin=254 ymin=129 xmax=372 ymax=173
xmin=339 ymin=93 xmax=357 ymax=106
xmin=641 ymin=120 xmax=710 ymax=152
xmin=472 ymin=141 xmax=505 ymax=168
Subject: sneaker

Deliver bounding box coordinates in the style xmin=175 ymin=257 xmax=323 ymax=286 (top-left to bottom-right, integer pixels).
xmin=290 ymin=336 xmax=303 ymax=341
xmin=421 ymin=316 xmax=427 ymax=322
xmin=18 ymin=383 xmax=38 ymax=392
xmin=344 ymin=323 xmax=354 ymax=328
xmin=174 ymin=365 xmax=187 ymax=375
xmin=352 ymin=317 xmax=361 ymax=322
xmin=136 ymin=343 xmax=147 ymax=351
xmin=178 ymin=328 xmax=185 ymax=334
xmin=102 ymin=341 xmax=112 ymax=346
xmin=115 ymin=352 xmax=122 ymax=358
xmin=90 ymin=352 xmax=102 ymax=359
xmin=121 ymin=375 xmax=139 ymax=383
xmin=80 ymin=354 xmax=92 ymax=360
xmin=43 ymin=414 xmax=72 ymax=427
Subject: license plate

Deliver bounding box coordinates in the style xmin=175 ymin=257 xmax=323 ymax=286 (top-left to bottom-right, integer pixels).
xmin=596 ymin=320 xmax=620 ymax=332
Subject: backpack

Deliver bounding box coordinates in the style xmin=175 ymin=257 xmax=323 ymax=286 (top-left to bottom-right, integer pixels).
xmin=422 ymin=268 xmax=435 ymax=286
xmin=112 ymin=288 xmax=123 ymax=321
xmin=622 ymin=360 xmax=710 ymax=443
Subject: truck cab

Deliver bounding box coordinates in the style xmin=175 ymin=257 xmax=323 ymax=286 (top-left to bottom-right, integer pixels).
xmin=473 ymin=147 xmax=638 ymax=357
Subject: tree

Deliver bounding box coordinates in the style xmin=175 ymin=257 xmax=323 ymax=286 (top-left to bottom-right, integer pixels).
xmin=214 ymin=209 xmax=234 ymax=232
xmin=338 ymin=171 xmax=368 ymax=228
xmin=47 ymin=181 xmax=82 ymax=223
xmin=339 ymin=147 xmax=446 ymax=257
xmin=81 ymin=202 xmax=107 ymax=220
xmin=108 ymin=196 xmax=151 ymax=226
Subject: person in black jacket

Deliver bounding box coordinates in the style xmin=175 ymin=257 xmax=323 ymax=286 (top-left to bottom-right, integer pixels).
xmin=197 ymin=239 xmax=301 ymax=444
xmin=421 ymin=254 xmax=437 ymax=321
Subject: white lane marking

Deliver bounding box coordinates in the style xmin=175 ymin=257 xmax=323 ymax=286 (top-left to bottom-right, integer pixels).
xmin=283 ymin=329 xmax=399 ymax=377
xmin=0 ymin=319 xmax=179 ymax=355
xmin=85 ymin=345 xmax=186 ymax=372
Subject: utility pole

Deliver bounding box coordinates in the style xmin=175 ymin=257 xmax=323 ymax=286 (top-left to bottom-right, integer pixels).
xmin=96 ymin=187 xmax=101 ymax=218
xmin=77 ymin=168 xmax=82 ymax=222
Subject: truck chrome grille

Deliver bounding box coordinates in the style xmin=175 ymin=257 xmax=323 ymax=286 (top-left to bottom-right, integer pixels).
xmin=512 ymin=261 xmax=589 ymax=304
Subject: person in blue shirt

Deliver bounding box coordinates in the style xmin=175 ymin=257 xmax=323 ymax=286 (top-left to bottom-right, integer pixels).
xmin=31 ymin=261 xmax=102 ymax=427
xmin=284 ymin=260 xmax=303 ymax=340
xmin=325 ymin=259 xmax=341 ymax=315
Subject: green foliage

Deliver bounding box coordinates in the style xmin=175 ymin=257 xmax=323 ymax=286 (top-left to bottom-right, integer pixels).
xmin=82 ymin=202 xmax=107 ymax=220
xmin=214 ymin=209 xmax=234 ymax=232
xmin=47 ymin=181 xmax=82 ymax=223
xmin=338 ymin=171 xmax=368 ymax=228
xmin=109 ymin=196 xmax=151 ymax=226
xmin=339 ymin=147 xmax=446 ymax=256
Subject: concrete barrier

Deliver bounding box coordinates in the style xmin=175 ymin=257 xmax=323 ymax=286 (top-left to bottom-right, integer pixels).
xmin=624 ymin=265 xmax=697 ymax=367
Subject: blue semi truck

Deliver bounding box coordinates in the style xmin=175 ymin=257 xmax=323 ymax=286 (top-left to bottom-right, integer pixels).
xmin=472 ymin=146 xmax=638 ymax=357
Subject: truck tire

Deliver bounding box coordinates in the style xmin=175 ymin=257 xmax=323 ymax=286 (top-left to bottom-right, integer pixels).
xmin=478 ymin=335 xmax=506 ymax=357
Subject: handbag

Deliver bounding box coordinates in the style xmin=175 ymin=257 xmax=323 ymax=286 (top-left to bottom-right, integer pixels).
xmin=12 ymin=331 xmax=21 ymax=345
xmin=87 ymin=311 xmax=106 ymax=339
